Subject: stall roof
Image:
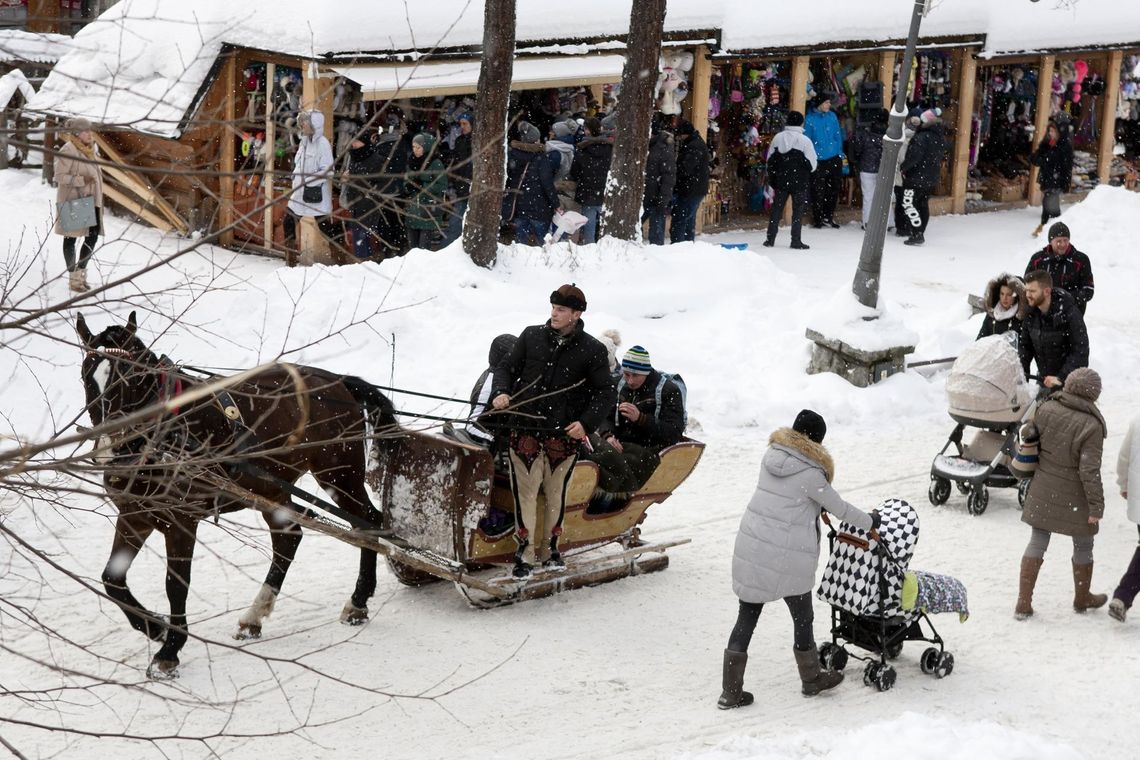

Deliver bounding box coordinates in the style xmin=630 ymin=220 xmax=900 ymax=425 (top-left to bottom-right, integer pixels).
xmin=0 ymin=30 xmax=74 ymax=65
xmin=332 ymin=55 xmax=627 ymax=101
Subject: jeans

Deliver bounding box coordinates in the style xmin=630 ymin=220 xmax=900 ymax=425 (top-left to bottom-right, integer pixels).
xmin=580 ymin=204 xmax=602 ymax=244
xmin=443 ymin=198 xmax=468 ymax=247
xmin=514 ymin=217 xmax=548 ymax=246
xmin=644 ymin=206 xmax=668 ymax=245
xmin=348 ymin=219 xmax=376 ymax=259
xmin=63 ymin=208 xmax=101 ymax=271
xmin=670 ymin=194 xmax=703 ymax=243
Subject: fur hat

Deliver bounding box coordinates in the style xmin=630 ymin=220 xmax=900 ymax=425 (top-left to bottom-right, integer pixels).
xmin=1048 ymin=221 xmax=1070 ymax=241
xmin=550 ymin=283 xmax=587 ymax=312
xmin=983 ymin=273 xmax=1027 ymax=320
xmin=65 ymin=116 xmax=93 ymax=133
xmin=793 ymin=409 xmax=827 ymax=444
xmin=517 ymin=121 xmax=541 ymax=144
xmin=621 ymin=346 xmax=652 ymax=375
xmin=786 ymin=110 xmax=805 ymax=127
xmin=1063 ymin=367 xmax=1102 ymax=402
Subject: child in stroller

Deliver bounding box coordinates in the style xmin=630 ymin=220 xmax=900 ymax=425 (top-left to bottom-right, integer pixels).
xmin=817 ymin=498 xmax=968 ymax=691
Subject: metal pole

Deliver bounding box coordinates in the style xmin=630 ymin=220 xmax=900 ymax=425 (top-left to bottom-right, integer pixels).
xmin=852 ymin=0 xmax=927 ymax=310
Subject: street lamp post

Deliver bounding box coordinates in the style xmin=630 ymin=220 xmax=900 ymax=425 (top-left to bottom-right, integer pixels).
xmin=851 ymin=0 xmax=928 ymax=309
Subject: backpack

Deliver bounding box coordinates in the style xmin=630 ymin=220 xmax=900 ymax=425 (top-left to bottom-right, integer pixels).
xmin=616 ymin=372 xmax=688 ymax=431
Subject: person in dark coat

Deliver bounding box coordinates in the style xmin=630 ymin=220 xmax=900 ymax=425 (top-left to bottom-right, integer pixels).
xmin=442 ymin=112 xmax=474 ymax=247
xmin=502 ymin=121 xmax=561 ymax=245
xmin=670 ymin=120 xmax=710 ymax=244
xmin=570 ymin=117 xmax=613 ymax=244
xmin=1019 ymin=269 xmax=1089 ymax=390
xmin=403 ymin=133 xmax=448 ymax=251
xmin=370 ymin=112 xmax=411 ymax=257
xmin=719 ymin=410 xmax=879 ymax=709
xmin=850 ymin=108 xmax=888 ymax=230
xmin=1016 ymin=368 xmax=1108 ymax=619
xmin=977 ymin=273 xmax=1028 ymax=340
xmin=491 ymin=284 xmax=613 ymax=577
xmin=763 ymin=110 xmax=817 ymax=250
xmin=466 ymin=333 xmax=518 ymax=447
xmin=643 ymin=122 xmax=676 ymax=246
xmin=899 ymin=108 xmax=947 ymax=246
xmin=1024 ymin=221 xmax=1094 ymax=315
xmin=1030 ymin=120 xmax=1073 ymax=236
xmin=343 ymin=130 xmax=387 ymax=259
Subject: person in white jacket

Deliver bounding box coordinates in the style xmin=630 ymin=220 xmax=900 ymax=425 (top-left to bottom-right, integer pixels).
xmin=283 ymin=110 xmax=340 ymax=264
xmin=1110 ymin=413 xmax=1140 ymax=621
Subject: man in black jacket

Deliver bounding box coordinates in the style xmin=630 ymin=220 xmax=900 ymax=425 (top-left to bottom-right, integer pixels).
xmin=670 ymin=120 xmax=710 ymax=244
xmin=570 ymin=117 xmax=613 ymax=244
xmin=763 ymin=110 xmax=816 ymax=250
xmin=899 ymin=108 xmax=947 ymax=246
xmin=370 ymin=111 xmax=411 ymax=256
xmin=491 ymin=284 xmax=613 ymax=577
xmin=1024 ymin=221 xmax=1094 ymax=315
xmin=643 ymin=121 xmax=676 ymax=245
xmin=442 ymin=112 xmax=474 ymax=247
xmin=502 ymin=121 xmax=561 ymax=245
xmin=1020 ymin=269 xmax=1090 ymax=391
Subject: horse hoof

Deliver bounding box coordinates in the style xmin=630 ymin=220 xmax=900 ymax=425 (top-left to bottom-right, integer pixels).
xmin=147 ymin=658 xmax=180 ymax=680
xmin=340 ymin=603 xmax=369 ymax=626
xmin=234 ymin=623 xmax=262 ymax=640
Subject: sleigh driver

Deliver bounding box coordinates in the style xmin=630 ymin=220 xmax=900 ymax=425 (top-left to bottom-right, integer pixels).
xmin=490 ymin=284 xmax=614 ymax=578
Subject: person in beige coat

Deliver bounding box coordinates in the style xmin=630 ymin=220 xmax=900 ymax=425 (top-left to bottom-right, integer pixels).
xmin=1015 ymin=367 xmax=1108 ymax=619
xmin=54 ymin=117 xmax=104 ymax=292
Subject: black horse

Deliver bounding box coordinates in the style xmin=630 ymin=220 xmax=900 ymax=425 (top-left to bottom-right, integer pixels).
xmin=77 ymin=311 xmax=399 ymax=677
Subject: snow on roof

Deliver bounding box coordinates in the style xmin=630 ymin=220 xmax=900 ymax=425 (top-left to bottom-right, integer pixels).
xmin=24 ymin=0 xmax=1140 ymax=139
xmin=0 ymin=29 xmax=75 ymax=65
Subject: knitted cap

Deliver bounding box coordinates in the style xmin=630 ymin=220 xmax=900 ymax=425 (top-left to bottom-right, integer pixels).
xmin=622 ymin=346 xmax=652 ymax=375
xmin=1048 ymin=221 xmax=1071 ymax=241
xmin=793 ymin=409 xmax=827 ymax=444
xmin=786 ymin=110 xmax=804 ymax=127
xmin=518 ymin=121 xmax=541 ymax=144
xmin=920 ymin=107 xmax=942 ymax=125
xmin=1063 ymin=367 xmax=1102 ymax=402
xmin=550 ymin=283 xmax=587 ymax=312
xmin=552 ymin=119 xmax=577 ymax=138
xmin=457 ymin=112 xmax=474 ymax=124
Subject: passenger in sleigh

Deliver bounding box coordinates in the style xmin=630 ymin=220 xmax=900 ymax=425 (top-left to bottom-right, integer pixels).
xmin=586 ymin=345 xmax=686 ymax=513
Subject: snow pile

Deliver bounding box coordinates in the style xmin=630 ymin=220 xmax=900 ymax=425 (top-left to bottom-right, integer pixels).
xmin=806 ymin=285 xmax=920 ymax=351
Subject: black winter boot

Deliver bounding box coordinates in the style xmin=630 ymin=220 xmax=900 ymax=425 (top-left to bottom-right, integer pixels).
xmin=512 ymin=539 xmax=533 ymax=579
xmin=717 ymin=649 xmax=754 ymax=709
xmin=903 ymin=233 xmax=925 ymax=246
xmin=543 ymin=535 xmax=565 ymax=570
xmin=794 ymin=646 xmax=843 ymax=696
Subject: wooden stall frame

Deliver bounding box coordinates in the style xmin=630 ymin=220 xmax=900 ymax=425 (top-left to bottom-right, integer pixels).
xmin=1028 ymin=54 xmax=1056 ymax=207
xmin=1099 ymin=50 xmax=1124 ymax=186
xmin=690 ymin=45 xmax=712 ymax=233
xmin=951 ymin=48 xmax=978 ymax=214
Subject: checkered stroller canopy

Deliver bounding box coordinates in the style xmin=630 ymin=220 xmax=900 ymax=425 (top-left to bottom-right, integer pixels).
xmin=817 ymin=498 xmax=919 ymax=617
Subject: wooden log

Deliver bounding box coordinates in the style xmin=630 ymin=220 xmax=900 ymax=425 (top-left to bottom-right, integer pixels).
xmin=94 ymin=133 xmax=189 ymax=233
xmin=690 ymin=45 xmax=712 ymax=234
xmin=951 ymin=48 xmax=978 ymax=214
xmin=1099 ymin=50 xmax=1123 ymax=187
xmin=219 ymin=52 xmax=237 ymax=247
xmin=785 ymin=55 xmax=810 ymax=225
xmin=1028 ymin=54 xmax=1056 ymax=207
xmin=878 ymin=51 xmax=896 ymax=106
xmin=263 ymin=62 xmax=276 ymax=250
xmin=101 ymin=184 xmax=175 ymax=233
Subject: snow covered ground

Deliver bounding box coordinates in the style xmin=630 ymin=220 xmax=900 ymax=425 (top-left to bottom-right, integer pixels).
xmin=1 ymin=169 xmax=1138 ymax=759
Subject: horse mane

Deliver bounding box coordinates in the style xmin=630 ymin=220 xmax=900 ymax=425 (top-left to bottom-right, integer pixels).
xmin=338 ymin=375 xmax=400 ymax=433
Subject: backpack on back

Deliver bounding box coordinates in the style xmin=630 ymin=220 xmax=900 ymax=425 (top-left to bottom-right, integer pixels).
xmin=616 ymin=372 xmax=688 ymax=431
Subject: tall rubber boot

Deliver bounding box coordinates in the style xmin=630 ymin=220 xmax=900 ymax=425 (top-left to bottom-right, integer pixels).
xmin=716 ymin=649 xmax=754 ymax=709
xmin=1073 ymin=561 xmax=1108 ymax=612
xmin=794 ymin=646 xmax=843 ymax=696
xmin=1015 ymin=556 xmax=1044 ymax=620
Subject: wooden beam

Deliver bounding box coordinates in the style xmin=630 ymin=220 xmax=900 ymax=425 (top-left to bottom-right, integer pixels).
xmin=951 ymin=48 xmax=978 ymax=214
xmin=219 ymin=52 xmax=236 ymax=247
xmin=690 ymin=46 xmax=712 ymax=234
xmin=878 ymin=51 xmax=896 ymax=106
xmin=786 ymin=55 xmax=810 ymax=225
xmin=263 ymin=62 xmax=276 ymax=251
xmin=1028 ymin=54 xmax=1056 ymax=207
xmin=1099 ymin=50 xmax=1124 ymax=187
xmin=102 ymin=185 xmax=175 ymax=233
xmin=93 ymin=134 xmax=189 ymax=233
xmin=26 ymin=0 xmax=58 ymax=34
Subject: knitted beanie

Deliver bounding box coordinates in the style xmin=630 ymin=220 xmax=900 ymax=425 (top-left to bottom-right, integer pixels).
xmin=920 ymin=107 xmax=942 ymax=125
xmin=622 ymin=346 xmax=652 ymax=375
xmin=1063 ymin=367 xmax=1102 ymax=402
xmin=1048 ymin=221 xmax=1071 ymax=241
xmin=517 ymin=121 xmax=541 ymax=144
xmin=793 ymin=409 xmax=827 ymax=444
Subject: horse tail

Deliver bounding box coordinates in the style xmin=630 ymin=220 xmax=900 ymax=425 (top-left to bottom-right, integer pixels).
xmin=339 ymin=375 xmax=400 ymax=434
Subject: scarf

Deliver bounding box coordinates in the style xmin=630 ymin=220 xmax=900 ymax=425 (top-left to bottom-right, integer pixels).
xmin=992 ymin=301 xmax=1018 ymax=322
xmin=65 ymin=134 xmax=97 ymax=160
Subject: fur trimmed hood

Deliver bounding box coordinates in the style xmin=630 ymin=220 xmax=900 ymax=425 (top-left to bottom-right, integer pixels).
xmin=983 ymin=273 xmax=1028 ymax=320
xmin=768 ymin=427 xmax=835 ymax=483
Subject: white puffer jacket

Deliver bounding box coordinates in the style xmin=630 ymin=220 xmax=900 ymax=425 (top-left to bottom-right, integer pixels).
xmin=1118 ymin=414 xmax=1140 ymax=524
xmin=288 ymin=110 xmax=334 ymax=217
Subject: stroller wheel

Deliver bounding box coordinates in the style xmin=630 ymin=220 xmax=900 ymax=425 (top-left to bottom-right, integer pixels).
xmin=818 ymin=642 xmax=848 ymax=672
xmin=886 ymin=641 xmax=903 ymax=660
xmin=1017 ymin=478 xmax=1032 ymax=509
xmin=863 ymin=661 xmax=878 ymax=687
xmin=920 ymin=647 xmax=940 ymax=675
xmin=966 ymin=485 xmax=989 ymax=516
xmin=955 ymin=480 xmax=971 ymax=495
xmin=876 ymin=664 xmax=897 ymax=692
xmin=928 ymin=476 xmax=951 ymax=506
xmin=935 ymin=651 xmax=955 ymax=679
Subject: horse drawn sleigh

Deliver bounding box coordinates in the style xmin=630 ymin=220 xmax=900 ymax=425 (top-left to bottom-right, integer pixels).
xmin=75 ymin=313 xmax=702 ymax=676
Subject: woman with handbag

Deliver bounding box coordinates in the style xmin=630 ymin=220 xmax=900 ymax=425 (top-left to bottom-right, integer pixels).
xmin=284 ymin=110 xmax=340 ymax=265
xmin=55 ymin=117 xmax=103 ymax=292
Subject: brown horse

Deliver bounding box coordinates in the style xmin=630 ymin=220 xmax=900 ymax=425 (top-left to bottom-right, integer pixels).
xmin=76 ymin=311 xmax=398 ymax=677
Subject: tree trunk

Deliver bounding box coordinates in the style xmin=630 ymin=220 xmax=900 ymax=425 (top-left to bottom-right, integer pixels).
xmin=463 ymin=0 xmax=516 ymax=268
xmin=602 ymin=0 xmax=667 ymax=241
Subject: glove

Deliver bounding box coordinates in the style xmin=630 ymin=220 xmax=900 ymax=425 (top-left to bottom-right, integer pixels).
xmin=869 ymin=510 xmax=882 ymax=530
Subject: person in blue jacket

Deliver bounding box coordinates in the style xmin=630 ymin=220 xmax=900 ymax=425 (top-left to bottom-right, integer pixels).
xmin=803 ymin=93 xmax=845 ymax=229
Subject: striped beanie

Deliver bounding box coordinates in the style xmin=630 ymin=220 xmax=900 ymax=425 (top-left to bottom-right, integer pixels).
xmin=622 ymin=345 xmax=652 ymax=375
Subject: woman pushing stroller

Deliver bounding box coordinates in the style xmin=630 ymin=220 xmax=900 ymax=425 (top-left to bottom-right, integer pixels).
xmin=719 ymin=410 xmax=881 ymax=709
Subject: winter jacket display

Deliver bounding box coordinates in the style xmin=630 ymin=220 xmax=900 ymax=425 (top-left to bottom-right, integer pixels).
xmin=1022 ymin=391 xmax=1106 ymax=537
xmin=404 ymin=135 xmax=448 ymax=232
xmin=766 ymin=125 xmax=817 ymax=193
xmin=1019 ymin=287 xmax=1089 ymax=382
xmin=643 ymin=131 xmax=677 ymax=209
xmin=571 ymin=136 xmax=614 ymax=206
xmin=1032 ymin=137 xmax=1074 ymax=192
xmin=732 ymin=429 xmax=875 ymax=604
xmin=288 ymin=110 xmax=334 ymax=217
xmin=492 ymin=319 xmax=614 ymax=435
xmin=1024 ymin=246 xmax=1095 ymax=313
xmin=606 ymin=370 xmax=685 ymax=451
xmin=850 ymin=121 xmax=887 ymax=174
xmin=675 ymin=133 xmax=710 ymax=199
xmin=900 ymin=123 xmax=946 ymax=192
xmin=55 ymin=138 xmax=105 ymax=236
xmin=803 ymin=108 xmax=844 ymax=161
xmin=977 ymin=274 xmax=1027 ymax=340
xmin=502 ymin=141 xmax=560 ymax=223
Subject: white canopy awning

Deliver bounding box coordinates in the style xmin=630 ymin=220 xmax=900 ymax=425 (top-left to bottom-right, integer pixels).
xmin=331 ymin=54 xmax=627 ymax=101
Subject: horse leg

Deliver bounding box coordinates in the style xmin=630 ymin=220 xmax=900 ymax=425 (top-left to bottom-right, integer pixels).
xmin=316 ymin=468 xmax=379 ymax=625
xmin=148 ymin=521 xmax=198 ymax=679
xmin=236 ymin=509 xmax=302 ymax=640
xmin=102 ymin=514 xmax=164 ymax=642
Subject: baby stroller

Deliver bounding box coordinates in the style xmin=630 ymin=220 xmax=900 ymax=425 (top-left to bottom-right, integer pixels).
xmin=816 ymin=498 xmax=967 ymax=692
xmin=928 ymin=334 xmax=1038 ymax=515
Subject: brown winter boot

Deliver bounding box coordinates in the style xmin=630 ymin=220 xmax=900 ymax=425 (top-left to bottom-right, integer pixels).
xmin=717 ymin=649 xmax=754 ymax=709
xmin=1015 ymin=556 xmax=1044 ymax=620
xmin=794 ymin=646 xmax=843 ymax=696
xmin=1032 ymin=223 xmax=1044 ymax=237
xmin=1073 ymin=561 xmax=1108 ymax=612
xmin=68 ymin=269 xmax=86 ymax=292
